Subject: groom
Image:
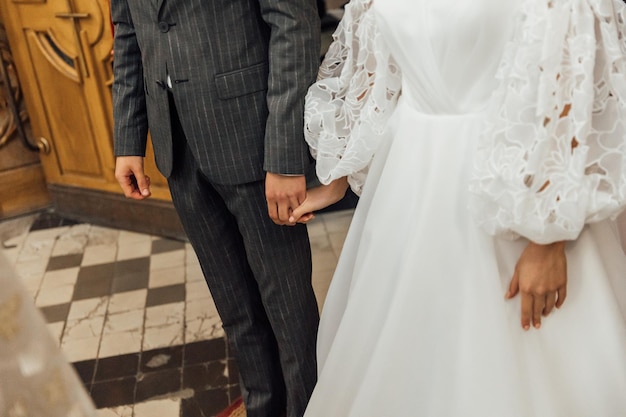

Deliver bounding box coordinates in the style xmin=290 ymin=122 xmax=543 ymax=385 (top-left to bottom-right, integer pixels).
xmin=110 ymin=1 xmax=321 ymax=416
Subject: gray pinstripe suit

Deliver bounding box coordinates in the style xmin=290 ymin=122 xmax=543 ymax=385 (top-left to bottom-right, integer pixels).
xmin=111 ymin=1 xmax=321 ymax=416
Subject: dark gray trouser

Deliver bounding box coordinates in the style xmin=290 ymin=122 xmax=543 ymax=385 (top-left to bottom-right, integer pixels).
xmin=167 ymin=99 xmax=319 ymax=417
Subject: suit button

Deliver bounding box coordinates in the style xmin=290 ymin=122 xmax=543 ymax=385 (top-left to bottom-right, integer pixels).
xmin=158 ymin=21 xmax=170 ymax=33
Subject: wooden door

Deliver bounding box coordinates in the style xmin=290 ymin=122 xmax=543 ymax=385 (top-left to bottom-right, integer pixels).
xmin=0 ymin=21 xmax=50 ymax=219
xmin=0 ymin=0 xmax=169 ymax=196
xmin=0 ymin=0 xmax=181 ymax=237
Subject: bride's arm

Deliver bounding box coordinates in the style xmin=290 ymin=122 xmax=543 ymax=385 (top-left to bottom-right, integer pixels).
xmin=508 ymin=85 xmax=573 ymax=331
xmin=289 ymin=177 xmax=349 ymax=224
xmin=472 ymin=0 xmax=626 ymax=330
xmin=304 ymin=0 xmax=401 ymax=196
xmin=470 ymin=0 xmax=626 ymax=244
xmin=293 ymin=0 xmax=400 ymax=223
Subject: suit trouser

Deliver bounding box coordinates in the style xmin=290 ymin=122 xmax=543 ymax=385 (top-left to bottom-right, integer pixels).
xmin=166 ymin=96 xmax=319 ymax=417
xmin=317 ymin=0 xmax=326 ymax=17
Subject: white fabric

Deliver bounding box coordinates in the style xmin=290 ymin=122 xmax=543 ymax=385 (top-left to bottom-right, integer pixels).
xmin=0 ymin=253 xmax=96 ymax=417
xmin=303 ymin=0 xmax=626 ymax=416
xmin=470 ymin=0 xmax=626 ymax=243
xmin=305 ymin=0 xmax=626 ymax=243
xmin=304 ymin=0 xmax=401 ymax=194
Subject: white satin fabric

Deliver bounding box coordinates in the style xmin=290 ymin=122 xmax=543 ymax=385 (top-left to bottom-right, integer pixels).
xmin=303 ymin=0 xmax=626 ymax=415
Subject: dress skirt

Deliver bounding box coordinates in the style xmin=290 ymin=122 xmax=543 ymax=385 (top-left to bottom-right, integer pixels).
xmin=304 ymin=94 xmax=626 ymax=417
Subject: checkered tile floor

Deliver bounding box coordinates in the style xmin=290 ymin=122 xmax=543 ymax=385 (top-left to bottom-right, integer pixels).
xmin=0 ymin=208 xmax=353 ymax=417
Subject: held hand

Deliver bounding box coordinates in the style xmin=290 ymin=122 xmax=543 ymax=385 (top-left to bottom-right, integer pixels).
xmin=265 ymin=173 xmax=306 ymax=225
xmin=506 ymin=241 xmax=567 ymax=330
xmin=289 ymin=177 xmax=349 ymax=224
xmin=115 ymin=156 xmax=151 ymax=200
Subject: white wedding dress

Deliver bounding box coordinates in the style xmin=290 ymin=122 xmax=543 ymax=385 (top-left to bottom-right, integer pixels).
xmin=303 ymin=0 xmax=626 ymax=416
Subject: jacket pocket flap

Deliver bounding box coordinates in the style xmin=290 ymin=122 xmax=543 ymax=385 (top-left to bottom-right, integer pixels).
xmin=215 ymin=62 xmax=268 ymax=100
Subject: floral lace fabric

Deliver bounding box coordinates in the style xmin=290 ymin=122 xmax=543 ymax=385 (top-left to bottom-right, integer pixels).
xmin=469 ymin=0 xmax=626 ymax=243
xmin=306 ymin=0 xmax=626 ymax=243
xmin=304 ymin=0 xmax=401 ymax=195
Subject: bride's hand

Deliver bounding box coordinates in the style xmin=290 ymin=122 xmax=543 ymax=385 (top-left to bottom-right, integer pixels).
xmin=505 ymin=241 xmax=567 ymax=330
xmin=289 ymin=177 xmax=349 ymax=224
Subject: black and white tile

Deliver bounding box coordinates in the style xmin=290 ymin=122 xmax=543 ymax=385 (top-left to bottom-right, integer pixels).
xmin=0 ymin=207 xmax=352 ymax=417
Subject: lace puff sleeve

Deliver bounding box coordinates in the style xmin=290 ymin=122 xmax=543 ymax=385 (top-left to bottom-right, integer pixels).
xmin=469 ymin=0 xmax=626 ymax=243
xmin=304 ymin=0 xmax=401 ymax=195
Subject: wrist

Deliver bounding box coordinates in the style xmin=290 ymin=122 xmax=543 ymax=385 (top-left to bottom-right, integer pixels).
xmin=330 ymin=177 xmax=349 ymax=193
xmin=528 ymin=240 xmax=566 ymax=252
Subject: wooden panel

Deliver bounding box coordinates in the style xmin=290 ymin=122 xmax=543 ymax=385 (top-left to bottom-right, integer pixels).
xmin=0 ymin=164 xmax=50 ymax=217
xmin=25 ymin=29 xmax=103 ymax=178
xmin=0 ymin=0 xmax=171 ymax=196
xmin=0 ymin=130 xmax=39 ymax=171
xmin=49 ymin=184 xmax=185 ymax=240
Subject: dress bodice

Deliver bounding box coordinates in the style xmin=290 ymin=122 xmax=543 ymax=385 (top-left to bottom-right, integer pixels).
xmin=373 ymin=0 xmax=519 ymax=114
xmin=305 ymin=0 xmax=626 ymax=241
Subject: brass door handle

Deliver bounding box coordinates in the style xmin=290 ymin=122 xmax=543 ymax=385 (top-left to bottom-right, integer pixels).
xmin=36 ymin=137 xmax=51 ymax=154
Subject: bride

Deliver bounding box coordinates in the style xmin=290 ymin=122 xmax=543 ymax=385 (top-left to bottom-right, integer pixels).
xmin=291 ymin=0 xmax=626 ymax=415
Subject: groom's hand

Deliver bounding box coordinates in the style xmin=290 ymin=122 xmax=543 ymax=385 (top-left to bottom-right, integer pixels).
xmin=115 ymin=156 xmax=152 ymax=200
xmin=265 ymin=172 xmax=306 ymax=225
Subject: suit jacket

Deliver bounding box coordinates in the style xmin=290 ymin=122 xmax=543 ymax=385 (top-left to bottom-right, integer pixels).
xmin=111 ymin=0 xmax=320 ymax=184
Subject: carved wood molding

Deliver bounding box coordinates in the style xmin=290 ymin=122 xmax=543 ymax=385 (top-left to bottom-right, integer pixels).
xmin=31 ymin=30 xmax=81 ymax=83
xmin=0 ymin=23 xmax=31 ymax=150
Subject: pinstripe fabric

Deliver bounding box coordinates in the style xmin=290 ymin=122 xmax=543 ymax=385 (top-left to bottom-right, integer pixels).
xmin=167 ymin=97 xmax=319 ymax=417
xmin=111 ymin=1 xmax=321 ymax=415
xmin=111 ymin=0 xmax=321 ymax=183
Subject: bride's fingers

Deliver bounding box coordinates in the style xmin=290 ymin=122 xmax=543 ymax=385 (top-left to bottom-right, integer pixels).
xmin=505 ymin=270 xmax=519 ymax=299
xmin=532 ymin=296 xmax=545 ymax=328
xmin=556 ymin=286 xmax=567 ymax=308
xmin=521 ymin=292 xmax=533 ymax=330
xmin=543 ymin=291 xmax=557 ymax=316
xmin=296 ymin=213 xmax=315 ymax=224
xmin=289 ymin=201 xmax=314 ymax=223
